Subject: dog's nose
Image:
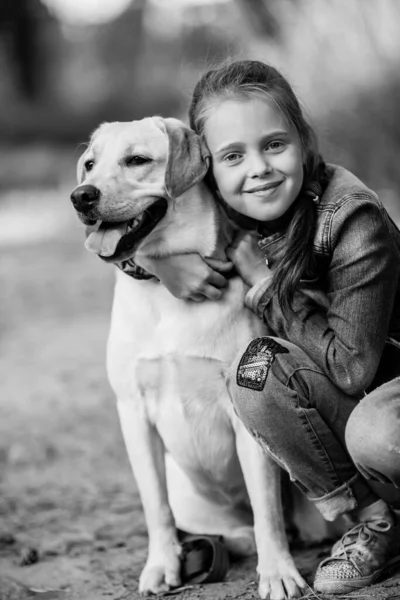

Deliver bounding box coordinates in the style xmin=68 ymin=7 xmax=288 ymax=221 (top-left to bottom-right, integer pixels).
xmin=70 ymin=185 xmax=100 ymax=214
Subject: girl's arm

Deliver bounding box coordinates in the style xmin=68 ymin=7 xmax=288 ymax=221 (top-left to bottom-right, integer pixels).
xmin=136 ymin=253 xmax=233 ymax=301
xmin=254 ymin=202 xmax=400 ymax=396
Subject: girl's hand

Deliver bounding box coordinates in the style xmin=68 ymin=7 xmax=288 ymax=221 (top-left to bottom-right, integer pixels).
xmin=137 ymin=253 xmax=233 ymax=301
xmin=227 ymin=231 xmax=272 ymax=287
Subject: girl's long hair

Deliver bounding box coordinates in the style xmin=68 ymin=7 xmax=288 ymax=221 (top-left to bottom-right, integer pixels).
xmin=189 ymin=60 xmax=328 ymax=316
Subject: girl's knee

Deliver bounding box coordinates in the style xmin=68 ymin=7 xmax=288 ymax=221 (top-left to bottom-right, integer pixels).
xmin=227 ymin=336 xmax=301 ymax=428
xmin=345 ymin=378 xmax=400 ymax=481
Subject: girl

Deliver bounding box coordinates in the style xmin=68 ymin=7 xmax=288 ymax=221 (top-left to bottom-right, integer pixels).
xmin=142 ymin=60 xmax=400 ymax=595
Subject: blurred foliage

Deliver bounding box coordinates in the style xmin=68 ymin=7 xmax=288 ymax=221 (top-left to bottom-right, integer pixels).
xmin=0 ymin=0 xmax=399 ymax=217
xmin=0 ymin=0 xmax=235 ymax=142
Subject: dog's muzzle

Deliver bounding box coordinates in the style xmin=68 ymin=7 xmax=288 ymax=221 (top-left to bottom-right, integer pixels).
xmin=84 ymin=197 xmax=169 ymax=262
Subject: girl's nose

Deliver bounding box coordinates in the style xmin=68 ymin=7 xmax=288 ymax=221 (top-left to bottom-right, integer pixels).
xmin=248 ymin=153 xmax=272 ymax=178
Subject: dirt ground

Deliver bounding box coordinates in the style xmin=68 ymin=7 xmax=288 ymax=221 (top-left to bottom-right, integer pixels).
xmin=1 ymin=172 xmax=400 ymax=600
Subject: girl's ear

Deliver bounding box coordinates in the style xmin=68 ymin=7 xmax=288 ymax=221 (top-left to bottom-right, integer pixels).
xmin=155 ymin=117 xmax=210 ymax=199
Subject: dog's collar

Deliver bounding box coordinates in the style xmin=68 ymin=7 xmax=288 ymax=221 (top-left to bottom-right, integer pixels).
xmin=116 ymin=258 xmax=156 ymax=281
xmin=115 ymin=256 xmax=236 ymax=283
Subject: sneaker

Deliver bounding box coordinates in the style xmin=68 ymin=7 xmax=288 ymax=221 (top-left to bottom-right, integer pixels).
xmin=314 ymin=502 xmax=400 ymax=594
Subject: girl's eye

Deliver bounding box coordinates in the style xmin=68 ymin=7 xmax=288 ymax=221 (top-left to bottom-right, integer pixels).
xmin=266 ymin=141 xmax=285 ymax=152
xmin=223 ymin=152 xmax=241 ymax=163
xmin=84 ymin=160 xmax=94 ymax=171
xmin=125 ymin=156 xmax=152 ymax=167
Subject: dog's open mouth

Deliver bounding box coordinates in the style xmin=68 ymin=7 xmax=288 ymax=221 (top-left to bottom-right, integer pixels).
xmin=84 ymin=198 xmax=168 ymax=262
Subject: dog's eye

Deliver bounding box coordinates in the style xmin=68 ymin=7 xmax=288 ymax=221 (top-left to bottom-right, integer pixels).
xmin=125 ymin=156 xmax=151 ymax=167
xmin=84 ymin=160 xmax=94 ymax=172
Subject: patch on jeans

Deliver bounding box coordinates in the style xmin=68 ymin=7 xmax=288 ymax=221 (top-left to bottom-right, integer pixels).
xmin=236 ymin=337 xmax=289 ymax=391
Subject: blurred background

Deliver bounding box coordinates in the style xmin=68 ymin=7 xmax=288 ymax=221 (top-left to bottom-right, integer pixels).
xmin=1 ymin=1 xmax=400 ymax=597
xmin=2 ymin=0 xmax=400 ymax=196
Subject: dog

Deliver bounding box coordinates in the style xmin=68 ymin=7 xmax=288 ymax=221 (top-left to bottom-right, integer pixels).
xmin=71 ymin=117 xmax=315 ymax=599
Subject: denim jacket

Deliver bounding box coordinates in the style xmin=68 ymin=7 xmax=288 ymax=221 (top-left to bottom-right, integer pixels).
xmin=247 ymin=165 xmax=400 ymax=397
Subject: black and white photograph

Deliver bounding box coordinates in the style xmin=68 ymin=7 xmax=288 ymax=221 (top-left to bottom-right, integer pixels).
xmin=1 ymin=1 xmax=400 ymax=599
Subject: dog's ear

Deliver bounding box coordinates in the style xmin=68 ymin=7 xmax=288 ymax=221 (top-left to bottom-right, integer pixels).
xmin=156 ymin=117 xmax=210 ymax=199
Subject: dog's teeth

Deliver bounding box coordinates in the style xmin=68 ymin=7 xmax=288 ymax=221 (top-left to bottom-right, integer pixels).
xmin=129 ymin=214 xmax=144 ymax=229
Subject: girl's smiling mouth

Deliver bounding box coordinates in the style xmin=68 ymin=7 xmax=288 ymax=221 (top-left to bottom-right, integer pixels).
xmin=244 ymin=180 xmax=284 ymax=194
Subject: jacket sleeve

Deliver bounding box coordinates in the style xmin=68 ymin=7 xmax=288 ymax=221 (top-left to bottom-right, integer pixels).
xmin=252 ymin=200 xmax=400 ymax=396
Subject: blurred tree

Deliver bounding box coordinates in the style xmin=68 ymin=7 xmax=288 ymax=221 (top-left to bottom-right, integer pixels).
xmin=98 ymin=0 xmax=147 ymax=87
xmin=0 ymin=0 xmax=46 ymax=99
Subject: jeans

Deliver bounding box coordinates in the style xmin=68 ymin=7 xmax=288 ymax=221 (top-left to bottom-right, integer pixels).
xmin=228 ymin=336 xmax=400 ymax=521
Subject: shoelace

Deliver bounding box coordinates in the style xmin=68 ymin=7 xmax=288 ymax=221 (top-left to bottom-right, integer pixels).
xmin=318 ymin=519 xmax=392 ymax=576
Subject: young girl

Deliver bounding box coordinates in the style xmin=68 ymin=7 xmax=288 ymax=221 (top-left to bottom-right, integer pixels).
xmin=140 ymin=60 xmax=400 ymax=595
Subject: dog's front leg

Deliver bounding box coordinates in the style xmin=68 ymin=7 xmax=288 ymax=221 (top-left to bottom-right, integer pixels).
xmin=116 ymin=397 xmax=182 ymax=594
xmin=235 ymin=423 xmax=307 ymax=600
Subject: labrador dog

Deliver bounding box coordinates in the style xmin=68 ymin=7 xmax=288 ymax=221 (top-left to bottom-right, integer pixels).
xmin=70 ymin=117 xmax=309 ymax=600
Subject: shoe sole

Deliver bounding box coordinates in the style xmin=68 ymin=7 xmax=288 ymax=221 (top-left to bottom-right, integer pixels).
xmin=314 ymin=554 xmax=400 ymax=595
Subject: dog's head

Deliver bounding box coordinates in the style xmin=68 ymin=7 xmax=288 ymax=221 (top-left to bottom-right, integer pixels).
xmin=70 ymin=117 xmax=209 ymax=262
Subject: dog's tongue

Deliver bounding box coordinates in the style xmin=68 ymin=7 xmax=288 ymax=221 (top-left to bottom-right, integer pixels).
xmin=85 ymin=222 xmax=128 ymax=257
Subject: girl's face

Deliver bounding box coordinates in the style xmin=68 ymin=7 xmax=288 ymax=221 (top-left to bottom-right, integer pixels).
xmin=203 ymin=97 xmax=304 ymax=222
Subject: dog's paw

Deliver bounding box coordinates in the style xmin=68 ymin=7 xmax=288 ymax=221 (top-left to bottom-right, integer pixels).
xmin=139 ymin=540 xmax=182 ymax=595
xmin=257 ymin=556 xmax=307 ymax=600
